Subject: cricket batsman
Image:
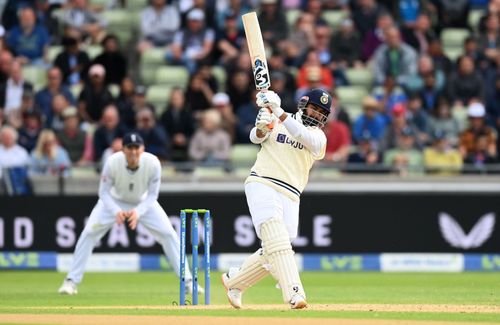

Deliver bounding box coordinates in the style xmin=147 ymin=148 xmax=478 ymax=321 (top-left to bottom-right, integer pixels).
xmin=222 ymin=88 xmax=332 ymax=309
xmin=58 ymin=132 xmax=202 ymax=295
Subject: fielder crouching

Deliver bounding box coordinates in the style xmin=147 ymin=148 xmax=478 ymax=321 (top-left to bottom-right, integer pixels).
xmin=221 ymin=88 xmax=332 ymax=309
xmin=58 ymin=132 xmax=202 ymax=295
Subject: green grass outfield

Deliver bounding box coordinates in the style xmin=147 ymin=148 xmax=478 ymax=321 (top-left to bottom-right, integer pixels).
xmin=0 ymin=271 xmax=499 ymax=323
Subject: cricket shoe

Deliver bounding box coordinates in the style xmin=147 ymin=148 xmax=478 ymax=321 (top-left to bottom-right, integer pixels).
xmin=221 ymin=268 xmax=242 ymax=309
xmin=185 ymin=279 xmax=204 ymax=295
xmin=290 ymin=294 xmax=307 ymax=309
xmin=58 ymin=279 xmax=78 ymax=295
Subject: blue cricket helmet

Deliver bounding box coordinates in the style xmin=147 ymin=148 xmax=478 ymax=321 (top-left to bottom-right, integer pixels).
xmin=297 ymin=88 xmax=333 ymax=127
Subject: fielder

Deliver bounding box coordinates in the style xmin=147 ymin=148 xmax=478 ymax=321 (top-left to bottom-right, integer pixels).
xmin=58 ymin=132 xmax=202 ymax=295
xmin=222 ymin=88 xmax=332 ymax=309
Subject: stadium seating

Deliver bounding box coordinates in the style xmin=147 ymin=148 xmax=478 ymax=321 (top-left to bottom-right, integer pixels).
xmin=108 ymin=84 xmax=120 ymax=98
xmin=101 ymin=10 xmax=138 ymax=46
xmin=211 ymin=66 xmax=227 ymax=92
xmin=146 ymin=84 xmax=172 ymax=116
xmin=345 ymin=68 xmax=374 ymax=90
xmin=443 ymin=47 xmax=463 ymax=62
xmin=323 ymin=10 xmax=347 ymax=30
xmin=230 ymin=144 xmax=259 ymax=166
xmin=126 ymin=0 xmax=148 ymax=11
xmin=468 ymin=9 xmax=484 ymax=32
xmin=336 ymin=86 xmax=368 ymax=120
xmin=22 ymin=65 xmax=47 ymax=90
xmin=70 ymin=84 xmax=83 ymax=99
xmin=441 ymin=28 xmax=470 ymax=48
xmin=286 ymin=9 xmax=301 ymax=27
xmin=86 ymin=45 xmax=103 ymax=60
xmin=47 ymin=45 xmax=63 ymax=62
xmin=155 ymin=66 xmax=189 ymax=87
xmin=141 ymin=48 xmax=166 ymax=85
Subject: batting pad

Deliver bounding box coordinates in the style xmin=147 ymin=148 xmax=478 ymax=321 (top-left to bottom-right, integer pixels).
xmin=260 ymin=218 xmax=306 ymax=303
xmin=226 ymin=248 xmax=270 ymax=292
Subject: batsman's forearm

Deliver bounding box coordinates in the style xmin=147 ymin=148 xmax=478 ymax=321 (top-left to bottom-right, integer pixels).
xmin=250 ymin=127 xmax=269 ymax=144
xmin=282 ymin=116 xmax=325 ymax=156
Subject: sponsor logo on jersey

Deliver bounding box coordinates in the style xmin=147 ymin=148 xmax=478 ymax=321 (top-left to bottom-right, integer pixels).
xmin=276 ymin=133 xmax=304 ymax=150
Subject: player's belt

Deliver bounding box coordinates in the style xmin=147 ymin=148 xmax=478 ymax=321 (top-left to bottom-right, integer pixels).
xmin=249 ymin=171 xmax=301 ymax=198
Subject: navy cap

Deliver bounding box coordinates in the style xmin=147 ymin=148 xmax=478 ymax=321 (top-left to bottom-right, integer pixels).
xmin=123 ymin=132 xmax=144 ymax=147
xmin=303 ymin=88 xmax=332 ymax=113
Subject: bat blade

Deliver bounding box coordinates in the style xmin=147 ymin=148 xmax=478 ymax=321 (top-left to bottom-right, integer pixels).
xmin=242 ymin=12 xmax=271 ymax=91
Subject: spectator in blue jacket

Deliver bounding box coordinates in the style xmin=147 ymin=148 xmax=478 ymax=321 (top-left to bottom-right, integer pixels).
xmin=6 ymin=6 xmax=50 ymax=66
xmin=353 ymin=96 xmax=387 ymax=143
xmin=135 ymin=108 xmax=169 ymax=160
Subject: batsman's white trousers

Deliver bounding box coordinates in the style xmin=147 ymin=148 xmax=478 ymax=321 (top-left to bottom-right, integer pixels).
xmin=67 ymin=199 xmax=192 ymax=284
xmin=245 ymin=182 xmax=300 ymax=240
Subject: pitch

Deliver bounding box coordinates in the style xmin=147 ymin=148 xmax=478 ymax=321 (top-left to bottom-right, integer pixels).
xmin=0 ymin=272 xmax=499 ymax=324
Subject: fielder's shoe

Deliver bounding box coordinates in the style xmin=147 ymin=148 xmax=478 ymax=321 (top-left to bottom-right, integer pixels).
xmin=58 ymin=279 xmax=78 ymax=295
xmin=221 ymin=269 xmax=242 ymax=309
xmin=290 ymin=294 xmax=307 ymax=309
xmin=185 ymin=279 xmax=204 ymax=295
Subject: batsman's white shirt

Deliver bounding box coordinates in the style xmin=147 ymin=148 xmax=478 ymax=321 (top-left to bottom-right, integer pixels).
xmin=246 ymin=115 xmax=326 ymax=202
xmin=100 ymin=151 xmax=161 ymax=216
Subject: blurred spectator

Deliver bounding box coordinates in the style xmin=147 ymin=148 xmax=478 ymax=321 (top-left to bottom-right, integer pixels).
xmin=115 ymin=77 xmax=137 ymax=130
xmin=35 ymin=67 xmax=75 ymax=127
xmin=401 ymin=12 xmax=436 ymax=55
xmin=478 ymin=12 xmax=500 ymax=63
xmin=447 ymin=56 xmax=484 ymax=107
xmin=169 ymin=9 xmax=215 ymax=73
xmin=396 ymin=0 xmax=423 ymax=28
xmin=5 ymin=88 xmax=36 ymax=130
xmin=463 ymin=133 xmax=498 ymax=170
xmin=236 ymin=89 xmax=260 ymax=144
xmin=383 ymin=127 xmax=423 ymax=176
xmin=424 ymin=130 xmax=462 ymax=175
xmin=135 ymin=108 xmax=169 ymax=160
xmin=56 ymin=106 xmax=93 ymax=164
xmin=0 ymin=50 xmax=13 ymax=84
xmin=160 ymin=87 xmax=195 ymax=161
xmin=30 ymin=129 xmax=72 ymax=176
xmin=463 ymin=36 xmax=490 ymax=74
xmin=6 ymin=6 xmax=50 ymax=66
xmin=271 ymin=71 xmax=295 ymax=113
xmin=418 ymin=72 xmax=444 ymax=112
xmin=362 ymin=12 xmax=394 ymax=61
xmin=348 ymin=131 xmax=381 ymax=167
xmin=353 ymin=96 xmax=387 ymax=142
xmin=330 ymin=18 xmax=362 ymax=68
xmin=137 ymin=0 xmax=180 ymax=54
xmin=429 ymin=97 xmax=460 ymax=147
xmin=101 ymin=137 xmax=122 ymax=165
xmin=373 ymin=26 xmax=418 ymax=86
xmin=49 ymin=94 xmax=71 ymax=132
xmin=197 ymin=63 xmax=219 ymax=92
xmin=284 ymin=13 xmax=316 ymax=66
xmin=0 ymin=60 xmax=33 ymax=116
xmin=313 ymin=24 xmax=333 ymax=66
xmin=380 ymin=103 xmax=422 ymax=151
xmin=212 ymin=92 xmax=237 ymax=142
xmin=180 ymin=0 xmax=217 ymax=30
xmin=216 ymin=0 xmax=250 ymax=32
xmin=0 ymin=125 xmax=30 ymax=169
xmin=434 ymin=0 xmax=469 ymax=29
xmin=459 ymin=102 xmax=497 ymax=159
xmin=331 ymin=91 xmax=352 ymax=129
xmin=352 ymin=0 xmax=385 ymax=38
xmin=61 ymin=0 xmax=106 ymax=43
xmin=304 ymin=0 xmax=328 ymax=25
xmin=186 ymin=70 xmax=215 ymax=116
xmin=427 ymin=38 xmax=452 ymax=75
xmin=226 ymin=69 xmax=252 ymax=113
xmin=17 ymin=109 xmax=43 ymax=153
xmin=295 ymin=66 xmax=332 ymax=100
xmin=93 ymin=105 xmax=126 ymax=161
xmin=189 ymin=108 xmax=231 ymax=164
xmin=268 ymin=49 xmax=296 ymax=92
xmin=215 ymin=13 xmax=245 ymax=65
xmin=372 ymin=75 xmax=407 ymax=115
xmin=78 ymin=64 xmax=114 ymax=123
xmin=407 ymin=93 xmax=431 ymax=144
xmin=487 ymin=75 xmax=500 ymax=138
xmin=296 ymin=50 xmax=334 ymax=90
xmin=324 ymin=118 xmax=351 ymax=162
xmin=54 ymin=36 xmax=91 ymax=85
xmin=258 ymin=0 xmax=289 ymax=44
xmin=92 ymin=34 xmax=127 ymax=85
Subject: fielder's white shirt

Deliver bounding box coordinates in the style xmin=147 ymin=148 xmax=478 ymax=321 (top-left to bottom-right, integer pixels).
xmin=99 ymin=151 xmax=161 ymax=216
xmin=246 ymin=114 xmax=326 ymax=201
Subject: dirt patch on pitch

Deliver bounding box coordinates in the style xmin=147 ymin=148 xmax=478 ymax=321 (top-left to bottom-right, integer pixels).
xmin=13 ymin=303 xmax=500 ymax=313
xmin=0 ymin=314 xmax=498 ymax=325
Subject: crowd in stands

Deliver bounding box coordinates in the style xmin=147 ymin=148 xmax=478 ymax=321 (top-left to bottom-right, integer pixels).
xmin=0 ymin=0 xmax=499 ymax=179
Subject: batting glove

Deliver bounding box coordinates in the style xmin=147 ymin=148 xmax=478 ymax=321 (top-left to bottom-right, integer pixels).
xmin=256 ymin=90 xmax=284 ymax=118
xmin=255 ymin=108 xmax=276 ymax=132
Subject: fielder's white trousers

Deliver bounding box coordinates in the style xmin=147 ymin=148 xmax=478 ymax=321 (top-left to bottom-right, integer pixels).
xmin=67 ymin=199 xmax=192 ymax=284
xmin=245 ymin=182 xmax=300 ymax=240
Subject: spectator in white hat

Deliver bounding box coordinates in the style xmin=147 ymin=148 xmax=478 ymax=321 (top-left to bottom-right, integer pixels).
xmin=459 ymin=102 xmax=497 ymax=159
xmin=212 ymin=92 xmax=237 ymax=142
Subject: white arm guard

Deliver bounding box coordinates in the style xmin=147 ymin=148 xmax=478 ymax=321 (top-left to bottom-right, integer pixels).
xmin=282 ymin=116 xmax=326 ymax=159
xmin=249 ymin=127 xmax=270 ymax=144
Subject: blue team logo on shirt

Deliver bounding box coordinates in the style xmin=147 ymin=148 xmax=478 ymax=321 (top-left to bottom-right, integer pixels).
xmin=276 ymin=133 xmax=304 ymax=150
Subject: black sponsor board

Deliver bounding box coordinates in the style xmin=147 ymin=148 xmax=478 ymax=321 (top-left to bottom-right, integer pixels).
xmin=0 ymin=193 xmax=498 ymax=252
